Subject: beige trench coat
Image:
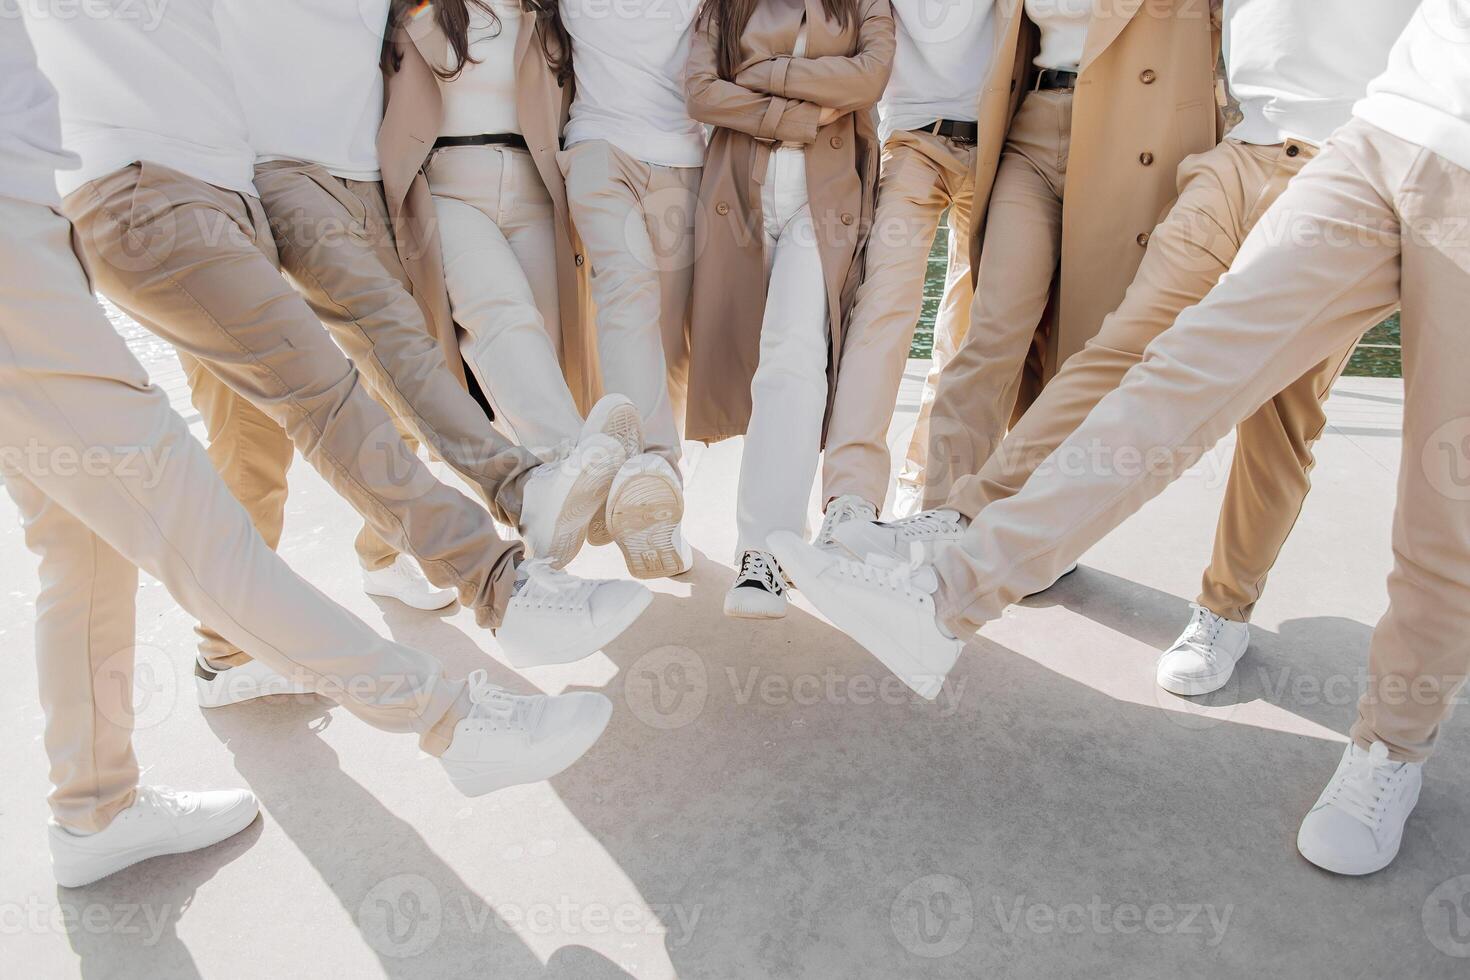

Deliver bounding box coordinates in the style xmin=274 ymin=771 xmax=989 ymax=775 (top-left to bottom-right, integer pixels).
xmin=972 ymin=0 xmax=1222 ymax=406
xmin=684 ymin=0 xmax=896 ymax=443
xmin=378 ymin=8 xmax=598 ymax=412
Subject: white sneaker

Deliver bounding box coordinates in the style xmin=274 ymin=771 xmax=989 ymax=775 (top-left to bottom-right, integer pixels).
xmin=724 ymin=550 xmax=790 ymax=619
xmin=195 ymin=656 xmax=314 ymax=709
xmin=1156 ymin=603 xmax=1251 ymax=696
xmin=497 ymin=559 xmax=652 ymax=668
xmin=606 ymin=453 xmax=693 ymax=579
xmin=812 ymin=494 xmax=878 ymax=553
xmin=1297 ymin=741 xmax=1423 ymax=875
xmin=582 ymin=395 xmax=645 ymax=547
xmin=362 ymin=554 xmax=457 ymax=611
xmin=519 ymin=432 xmax=627 ymax=568
xmin=833 ymin=507 xmax=968 ymax=563
xmin=49 ymin=785 xmax=259 ymax=888
xmin=768 ymin=531 xmax=962 ymax=701
xmin=438 ymin=670 xmax=613 ymax=797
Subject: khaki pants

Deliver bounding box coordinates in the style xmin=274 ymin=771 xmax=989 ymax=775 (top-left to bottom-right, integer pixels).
xmin=948 ymin=139 xmax=1375 ymax=623
xmin=923 ymin=90 xmax=1073 ymax=509
xmin=559 ymin=139 xmax=699 ymax=466
xmin=426 ymin=145 xmax=584 ymax=455
xmin=933 ymin=119 xmax=1470 ymax=763
xmin=63 ymin=162 xmax=523 ymax=630
xmin=1 ymin=200 xmax=469 ymax=831
xmin=821 ymin=129 xmax=976 ymax=511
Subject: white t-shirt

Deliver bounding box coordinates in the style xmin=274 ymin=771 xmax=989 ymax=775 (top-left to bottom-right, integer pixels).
xmin=0 ymin=19 xmax=78 ymax=207
xmin=21 ymin=0 xmax=255 ymax=198
xmin=442 ymin=1 xmax=522 ymax=138
xmin=879 ymin=0 xmax=997 ymax=143
xmin=560 ymin=0 xmax=707 ymax=167
xmin=1025 ymin=0 xmax=1090 ymax=72
xmin=217 ymin=0 xmax=388 ymax=181
xmin=1224 ymin=0 xmax=1418 ymax=148
xmin=1355 ymin=0 xmax=1470 ymax=175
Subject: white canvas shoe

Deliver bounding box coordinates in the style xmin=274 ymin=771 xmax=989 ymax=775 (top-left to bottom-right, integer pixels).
xmin=362 ymin=554 xmax=457 ymax=611
xmin=833 ymin=508 xmax=968 ymax=563
xmin=606 ymin=453 xmax=693 ymax=579
xmin=812 ymin=494 xmax=878 ymax=554
xmin=496 ymin=559 xmax=652 ymax=668
xmin=195 ymin=657 xmax=315 ymax=709
xmin=438 ymin=670 xmax=613 ymax=797
xmin=519 ymin=433 xmax=626 ymax=568
xmin=724 ymin=550 xmax=790 ymax=619
xmin=1156 ymin=603 xmax=1251 ymax=696
xmin=49 ymin=785 xmax=259 ymax=888
xmin=582 ymin=395 xmax=645 ymax=547
xmin=768 ymin=531 xmax=962 ymax=701
xmin=1297 ymin=741 xmax=1423 ymax=875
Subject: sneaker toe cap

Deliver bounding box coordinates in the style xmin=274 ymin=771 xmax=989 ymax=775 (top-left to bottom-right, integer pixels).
xmin=1297 ymin=805 xmax=1383 ymax=874
xmin=534 ymin=692 xmax=613 ymax=748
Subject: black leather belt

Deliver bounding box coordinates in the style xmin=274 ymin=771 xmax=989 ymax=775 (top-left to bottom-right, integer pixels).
xmin=432 ymin=133 xmax=529 ymax=151
xmin=1035 ymin=68 xmax=1078 ymax=91
xmin=914 ymin=119 xmax=979 ymax=144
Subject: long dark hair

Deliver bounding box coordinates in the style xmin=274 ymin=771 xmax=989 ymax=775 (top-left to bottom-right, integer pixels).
xmin=695 ymin=0 xmax=858 ymax=80
xmin=382 ymin=0 xmax=572 ymax=85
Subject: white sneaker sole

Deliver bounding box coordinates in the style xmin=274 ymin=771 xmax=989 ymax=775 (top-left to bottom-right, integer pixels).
xmin=540 ymin=449 xmax=625 ymax=570
xmin=442 ymin=697 xmax=613 ymax=797
xmin=1296 ymin=778 xmax=1420 ymax=876
xmin=362 ymin=575 xmax=457 ymax=611
xmin=586 ymin=398 xmax=645 ymax=459
xmin=501 ymin=586 xmax=653 ymax=669
xmin=724 ymin=587 xmax=787 ymax=620
xmin=607 ymin=470 xmax=689 ymax=579
xmin=1156 ymin=661 xmax=1237 ymax=697
xmin=195 ymin=668 xmax=315 ymax=709
xmin=51 ymin=796 xmax=259 ymax=888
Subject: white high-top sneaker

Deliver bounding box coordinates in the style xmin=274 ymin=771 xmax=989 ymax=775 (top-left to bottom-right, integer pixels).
xmin=49 ymin=785 xmax=259 ymax=888
xmin=1297 ymin=741 xmax=1423 ymax=875
xmin=582 ymin=395 xmax=645 ymax=547
xmin=812 ymin=494 xmax=878 ymax=553
xmin=768 ymin=531 xmax=962 ymax=701
xmin=724 ymin=549 xmax=791 ymax=619
xmin=496 ymin=559 xmax=652 ymax=668
xmin=195 ymin=656 xmax=315 ymax=709
xmin=1156 ymin=603 xmax=1251 ymax=696
xmin=438 ymin=670 xmax=613 ymax=797
xmin=519 ymin=432 xmax=627 ymax=568
xmin=833 ymin=507 xmax=968 ymax=563
xmin=605 ymin=453 xmax=693 ymax=579
xmin=362 ymin=554 xmax=457 ymax=611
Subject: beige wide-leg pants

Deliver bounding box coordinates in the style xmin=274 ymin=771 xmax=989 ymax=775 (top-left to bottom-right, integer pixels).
xmin=2 ymin=199 xmax=470 ymax=832
xmin=559 ymin=139 xmax=699 ymax=467
xmin=933 ymin=119 xmax=1470 ymax=764
xmin=947 ymin=138 xmax=1380 ymax=623
xmin=63 ymin=162 xmax=526 ymax=630
xmin=821 ymin=129 xmax=976 ymax=511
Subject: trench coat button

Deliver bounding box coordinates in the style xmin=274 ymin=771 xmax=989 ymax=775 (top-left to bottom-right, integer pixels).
xmin=715 ymin=202 xmax=730 ymax=216
xmin=830 ymin=135 xmax=843 ymax=149
xmin=575 ymin=253 xmax=585 ymax=267
xmin=1139 ymin=151 xmax=1155 ymax=166
xmin=841 ymin=212 xmax=855 ymax=226
xmin=1140 ymin=69 xmax=1157 ymax=84
xmin=1136 ymin=232 xmax=1151 ymax=247
xmin=1286 ymin=144 xmax=1301 ymax=158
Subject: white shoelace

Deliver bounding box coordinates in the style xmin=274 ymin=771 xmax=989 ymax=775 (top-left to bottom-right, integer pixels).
xmin=1177 ymin=603 xmax=1226 ymax=656
xmin=837 ymin=544 xmax=934 ymax=599
xmin=816 ymin=497 xmax=872 ymax=547
xmin=737 ymin=551 xmax=786 ymax=594
xmin=464 ymin=669 xmax=535 ymax=733
xmin=892 ymin=509 xmax=963 ymax=540
xmin=1323 ymin=743 xmax=1402 ymax=831
xmin=513 ymin=559 xmax=597 ymax=612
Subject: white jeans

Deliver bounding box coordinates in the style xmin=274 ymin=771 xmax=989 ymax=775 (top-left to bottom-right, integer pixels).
xmin=428 ymin=145 xmax=583 ymax=456
xmin=735 ymin=147 xmax=830 ymax=555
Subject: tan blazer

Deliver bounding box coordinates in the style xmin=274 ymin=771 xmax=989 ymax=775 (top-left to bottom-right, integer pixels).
xmin=683 ymin=0 xmax=895 ymax=443
xmin=973 ymin=0 xmax=1221 ymax=403
xmin=378 ymin=8 xmax=598 ymax=412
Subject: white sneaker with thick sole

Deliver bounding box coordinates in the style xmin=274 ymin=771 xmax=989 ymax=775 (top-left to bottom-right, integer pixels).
xmin=724 ymin=550 xmax=790 ymax=619
xmin=1156 ymin=603 xmax=1251 ymax=696
xmin=768 ymin=531 xmax=963 ymax=701
xmin=812 ymin=495 xmax=878 ymax=554
xmin=519 ymin=433 xmax=626 ymax=568
xmin=582 ymin=395 xmax=645 ymax=547
xmin=496 ymin=559 xmax=652 ymax=668
xmin=362 ymin=554 xmax=457 ymax=611
xmin=606 ymin=453 xmax=693 ymax=579
xmin=833 ymin=507 xmax=968 ymax=563
xmin=1297 ymin=741 xmax=1423 ymax=875
xmin=195 ymin=657 xmax=315 ymax=709
xmin=438 ymin=670 xmax=613 ymax=797
xmin=49 ymin=785 xmax=259 ymax=888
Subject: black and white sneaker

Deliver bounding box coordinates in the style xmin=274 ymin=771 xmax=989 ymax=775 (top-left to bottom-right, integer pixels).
xmin=724 ymin=549 xmax=790 ymax=619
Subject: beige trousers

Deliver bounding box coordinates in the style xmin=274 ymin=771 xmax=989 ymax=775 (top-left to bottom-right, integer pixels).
xmin=559 ymin=139 xmax=699 ymax=466
xmin=427 ymin=145 xmax=584 ymax=455
xmin=63 ymin=162 xmax=524 ymax=630
xmin=923 ymin=90 xmax=1073 ymax=508
xmin=2 ymin=200 xmax=469 ymax=831
xmin=948 ymin=138 xmax=1376 ymax=623
xmin=821 ymin=129 xmax=977 ymax=511
xmin=933 ymin=119 xmax=1470 ymax=763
